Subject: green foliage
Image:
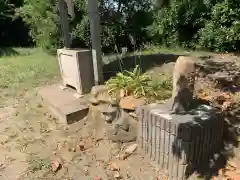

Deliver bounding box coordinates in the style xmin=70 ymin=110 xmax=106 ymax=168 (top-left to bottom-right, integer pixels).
xmin=148 ymin=0 xmax=240 ymax=52
xmin=17 ymin=0 xmax=60 ymax=50
xmin=198 ymin=1 xmax=240 ymax=52
xmin=0 ymin=0 xmax=15 ymax=21
xmin=0 ymin=48 xmax=59 ymax=99
xmin=3 ymin=0 xmax=240 ymax=52
xmin=146 ymin=73 xmax=172 ymax=101
xmin=106 ymin=65 xmax=172 ymax=100
xmin=18 ymin=0 xmax=153 ymax=52
xmin=106 ymin=65 xmax=151 ymax=97
xmin=148 ymin=0 xmax=210 ymax=48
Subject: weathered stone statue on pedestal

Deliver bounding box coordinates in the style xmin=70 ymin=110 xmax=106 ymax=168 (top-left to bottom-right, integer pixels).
xmin=88 ymin=86 xmax=137 ymax=143
xmin=170 ymin=56 xmax=196 ymax=114
xmin=137 ymin=56 xmax=224 ymax=180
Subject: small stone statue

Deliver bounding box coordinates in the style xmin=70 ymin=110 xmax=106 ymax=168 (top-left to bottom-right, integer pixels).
xmin=171 ymin=56 xmax=196 ymax=114
xmin=88 ymin=85 xmax=137 ymax=142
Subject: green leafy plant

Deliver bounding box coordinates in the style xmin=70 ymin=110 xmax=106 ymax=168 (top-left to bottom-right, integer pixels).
xmin=106 ymin=65 xmax=172 ymax=101
xmin=106 ymin=65 xmax=151 ymax=97
xmin=146 ymin=73 xmax=172 ymax=101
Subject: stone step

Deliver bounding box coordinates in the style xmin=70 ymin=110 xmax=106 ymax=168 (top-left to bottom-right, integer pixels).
xmin=38 ymin=84 xmax=89 ymax=125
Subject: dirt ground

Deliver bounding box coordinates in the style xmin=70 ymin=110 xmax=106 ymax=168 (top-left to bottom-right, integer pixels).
xmin=0 ymin=52 xmax=240 ymax=180
xmin=0 ymin=90 xmax=161 ymax=180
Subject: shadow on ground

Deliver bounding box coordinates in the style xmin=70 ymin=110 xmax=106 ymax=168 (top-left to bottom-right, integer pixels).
xmin=172 ymin=98 xmax=239 ymax=180
xmin=103 ymin=53 xmax=180 ymax=81
xmin=0 ymin=47 xmax=19 ymax=57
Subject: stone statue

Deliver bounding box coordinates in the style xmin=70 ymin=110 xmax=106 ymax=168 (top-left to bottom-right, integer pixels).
xmin=88 ymin=85 xmax=137 ymax=142
xmin=171 ymin=56 xmax=196 ymax=114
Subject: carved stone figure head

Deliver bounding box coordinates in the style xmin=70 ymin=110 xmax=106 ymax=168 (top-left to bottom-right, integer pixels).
xmin=89 ymin=85 xmax=120 ymax=123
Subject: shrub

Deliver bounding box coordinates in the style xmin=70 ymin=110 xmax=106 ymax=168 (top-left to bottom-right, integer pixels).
xmin=18 ymin=0 xmax=152 ymax=52
xmin=148 ymin=0 xmax=209 ymax=48
xmin=17 ymin=0 xmax=60 ymax=50
xmin=148 ymin=0 xmax=240 ymax=52
xmin=106 ymin=65 xmax=172 ymax=101
xmin=197 ymin=1 xmax=240 ymax=52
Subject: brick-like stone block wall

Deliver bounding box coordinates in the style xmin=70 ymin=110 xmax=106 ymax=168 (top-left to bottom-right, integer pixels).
xmin=137 ymin=102 xmax=224 ymax=180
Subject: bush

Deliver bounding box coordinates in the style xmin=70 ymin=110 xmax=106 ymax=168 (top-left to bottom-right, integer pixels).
xmin=198 ymin=1 xmax=240 ymax=52
xmin=17 ymin=0 xmax=240 ymax=52
xmin=106 ymin=65 xmax=172 ymax=101
xmin=148 ymin=0 xmax=209 ymax=48
xmin=148 ymin=0 xmax=240 ymax=52
xmin=18 ymin=0 xmax=60 ymax=50
xmin=18 ymin=0 xmax=153 ymax=52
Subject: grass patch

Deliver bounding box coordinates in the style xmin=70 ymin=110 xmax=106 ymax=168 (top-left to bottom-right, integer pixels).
xmin=138 ymin=45 xmax=212 ymax=57
xmin=0 ymin=48 xmax=60 ymax=100
xmin=27 ymin=155 xmax=50 ymax=172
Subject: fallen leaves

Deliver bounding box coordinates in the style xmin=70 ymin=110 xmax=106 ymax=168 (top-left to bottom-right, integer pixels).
xmin=107 ymin=161 xmax=122 ymax=179
xmin=216 ymin=161 xmax=240 ymax=180
xmin=197 ymin=87 xmax=237 ymax=112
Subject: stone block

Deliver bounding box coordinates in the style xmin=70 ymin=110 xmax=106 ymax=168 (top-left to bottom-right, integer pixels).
xmin=137 ymin=101 xmax=224 ymax=180
xmin=57 ymin=48 xmax=94 ymax=95
xmin=38 ymin=84 xmax=89 ymax=124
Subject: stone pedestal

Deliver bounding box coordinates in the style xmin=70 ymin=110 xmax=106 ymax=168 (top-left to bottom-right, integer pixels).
xmin=57 ymin=48 xmax=94 ymax=95
xmin=137 ymin=102 xmax=224 ymax=180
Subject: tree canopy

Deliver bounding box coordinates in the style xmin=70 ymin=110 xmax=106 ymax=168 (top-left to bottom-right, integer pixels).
xmin=1 ymin=0 xmax=240 ymax=52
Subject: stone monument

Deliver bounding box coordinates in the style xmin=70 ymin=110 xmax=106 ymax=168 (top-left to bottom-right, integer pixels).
xmin=88 ymin=85 xmax=138 ymax=143
xmin=137 ymin=56 xmax=224 ymax=179
xmin=57 ymin=48 xmax=95 ymax=95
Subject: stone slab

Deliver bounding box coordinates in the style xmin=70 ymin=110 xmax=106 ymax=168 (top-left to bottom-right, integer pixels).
xmin=38 ymin=84 xmax=89 ymax=125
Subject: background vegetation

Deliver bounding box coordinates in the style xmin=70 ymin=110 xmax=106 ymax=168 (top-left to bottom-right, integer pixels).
xmin=1 ymin=0 xmax=240 ymax=53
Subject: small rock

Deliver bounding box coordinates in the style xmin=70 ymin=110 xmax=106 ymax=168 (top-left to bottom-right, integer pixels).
xmin=36 ymin=104 xmax=42 ymax=108
xmin=94 ymin=176 xmax=101 ymax=180
xmin=78 ymin=141 xmax=85 ymax=151
xmin=113 ymin=171 xmax=121 ymax=179
xmin=108 ymin=162 xmax=120 ymax=171
xmin=77 ymin=138 xmax=93 ymax=152
xmin=51 ymin=159 xmax=61 ymax=172
xmin=122 ymin=144 xmax=138 ymax=160
xmin=129 ymin=112 xmax=137 ymax=118
xmin=83 ymin=166 xmax=89 ymax=175
xmin=222 ymin=101 xmax=232 ymax=111
xmin=120 ymin=96 xmax=145 ymax=110
xmin=125 ymin=143 xmax=137 ymax=154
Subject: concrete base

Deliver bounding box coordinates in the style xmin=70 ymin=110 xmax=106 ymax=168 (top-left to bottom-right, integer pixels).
xmin=38 ymin=84 xmax=89 ymax=125
xmin=137 ymin=101 xmax=224 ymax=180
